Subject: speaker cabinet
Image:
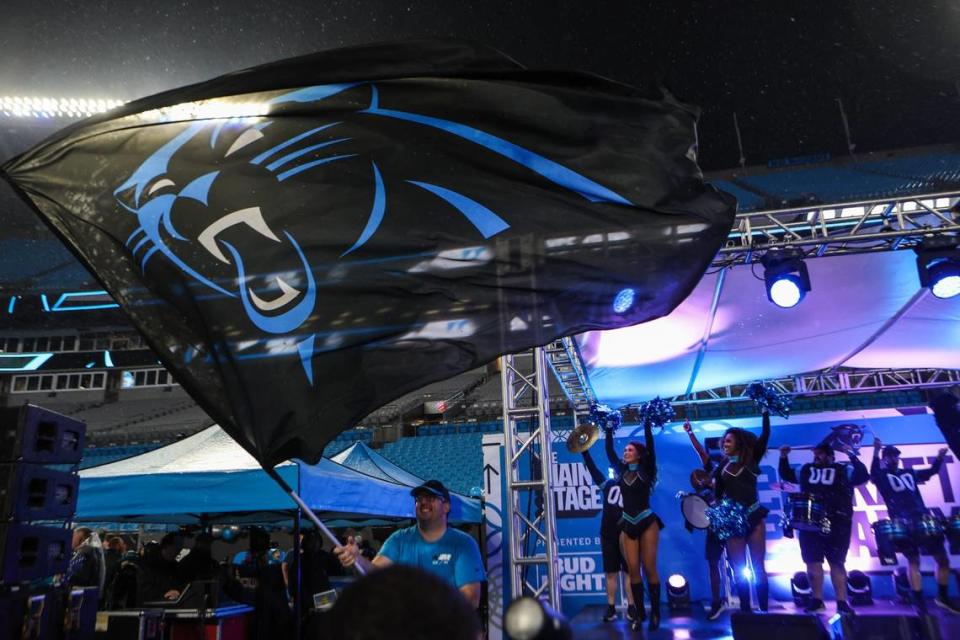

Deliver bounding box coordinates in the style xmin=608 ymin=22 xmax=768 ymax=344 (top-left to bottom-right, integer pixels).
xmin=0 ymin=463 xmax=79 ymax=521
xmin=0 ymin=405 xmax=86 ymax=464
xmin=0 ymin=523 xmax=71 ymax=584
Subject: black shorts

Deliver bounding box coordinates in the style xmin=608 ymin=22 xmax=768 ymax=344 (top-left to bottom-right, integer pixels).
xmin=900 ymin=536 xmax=947 ymax=561
xmin=600 ymin=534 xmax=627 ymax=573
xmin=799 ymin=519 xmax=852 ymax=565
xmin=705 ymin=530 xmax=723 ymax=563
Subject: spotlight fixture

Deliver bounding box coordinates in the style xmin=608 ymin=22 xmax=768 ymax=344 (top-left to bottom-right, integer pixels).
xmin=666 ymin=573 xmax=691 ymax=611
xmin=915 ymin=237 xmax=960 ymax=299
xmin=790 ymin=571 xmax=812 ymax=608
xmin=761 ymin=248 xmax=811 ymax=308
xmin=847 ymin=570 xmax=873 ymax=606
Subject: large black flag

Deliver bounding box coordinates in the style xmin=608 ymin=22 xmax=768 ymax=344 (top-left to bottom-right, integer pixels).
xmin=1 ymin=40 xmax=735 ymax=467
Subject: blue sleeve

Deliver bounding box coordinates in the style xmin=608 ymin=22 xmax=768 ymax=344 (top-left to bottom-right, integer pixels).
xmin=377 ymin=530 xmax=402 ymax=563
xmin=454 ymin=534 xmax=486 ymax=587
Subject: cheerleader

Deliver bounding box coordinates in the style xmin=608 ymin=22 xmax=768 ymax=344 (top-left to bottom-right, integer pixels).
xmin=606 ymin=419 xmax=664 ymax=632
xmin=712 ymin=411 xmax=771 ymax=613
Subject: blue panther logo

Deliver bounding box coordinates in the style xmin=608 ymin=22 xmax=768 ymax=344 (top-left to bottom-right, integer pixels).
xmin=822 ymin=423 xmax=865 ymax=455
xmin=114 ymin=82 xmax=632 ymax=384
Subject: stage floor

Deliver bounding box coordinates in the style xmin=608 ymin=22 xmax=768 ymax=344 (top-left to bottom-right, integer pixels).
xmin=569 ymin=599 xmax=960 ymax=638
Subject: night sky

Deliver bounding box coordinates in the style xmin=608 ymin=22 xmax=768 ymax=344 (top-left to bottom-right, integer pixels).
xmin=1 ymin=0 xmax=958 ymax=170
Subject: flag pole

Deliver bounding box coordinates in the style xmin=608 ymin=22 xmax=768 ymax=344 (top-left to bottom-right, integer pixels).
xmin=265 ymin=467 xmax=366 ymax=576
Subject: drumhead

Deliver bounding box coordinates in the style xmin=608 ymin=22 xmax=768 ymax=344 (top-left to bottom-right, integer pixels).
xmin=681 ymin=494 xmax=710 ymax=530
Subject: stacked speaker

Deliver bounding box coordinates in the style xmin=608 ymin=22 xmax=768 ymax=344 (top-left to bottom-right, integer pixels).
xmin=0 ymin=404 xmax=89 ymax=639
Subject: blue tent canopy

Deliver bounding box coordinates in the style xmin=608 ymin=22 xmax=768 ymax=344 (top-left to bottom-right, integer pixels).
xmin=78 ymin=426 xmax=479 ymax=524
xmin=331 ymin=441 xmax=425 ymax=486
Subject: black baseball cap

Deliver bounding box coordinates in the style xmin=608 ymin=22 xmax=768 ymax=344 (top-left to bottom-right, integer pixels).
xmin=411 ymin=479 xmax=450 ymax=502
xmin=882 ymin=445 xmax=902 ymax=457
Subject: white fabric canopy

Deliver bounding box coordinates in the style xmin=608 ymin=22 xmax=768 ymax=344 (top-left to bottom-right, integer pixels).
xmin=579 ymin=250 xmax=960 ymax=407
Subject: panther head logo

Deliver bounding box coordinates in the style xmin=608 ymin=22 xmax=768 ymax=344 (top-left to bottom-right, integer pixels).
xmin=112 ymin=82 xmax=631 ymax=384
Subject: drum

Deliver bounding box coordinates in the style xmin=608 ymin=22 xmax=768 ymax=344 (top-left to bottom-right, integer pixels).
xmin=947 ymin=514 xmax=960 ymax=554
xmin=681 ymin=494 xmax=711 ymax=530
xmin=947 ymin=514 xmax=960 ymax=542
xmin=873 ymin=518 xmax=911 ymax=552
xmin=786 ymin=493 xmax=827 ymax=532
xmin=912 ymin=513 xmax=945 ymax=545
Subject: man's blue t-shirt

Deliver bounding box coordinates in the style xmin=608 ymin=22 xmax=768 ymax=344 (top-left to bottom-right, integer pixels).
xmin=378 ymin=525 xmax=485 ymax=589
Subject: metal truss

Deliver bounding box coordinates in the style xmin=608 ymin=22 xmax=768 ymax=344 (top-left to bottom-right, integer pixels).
xmin=715 ymin=191 xmax=960 ymax=267
xmin=665 ymin=367 xmax=960 ymax=407
xmin=544 ymin=337 xmax=596 ymax=415
xmin=500 ymin=347 xmax=561 ymax=608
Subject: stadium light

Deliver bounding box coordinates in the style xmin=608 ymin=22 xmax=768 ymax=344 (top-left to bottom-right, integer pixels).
xmin=761 ymin=248 xmax=811 ymax=308
xmin=915 ymin=237 xmax=960 ymax=299
xmin=0 ymin=96 xmax=125 ymax=118
xmin=666 ymin=573 xmax=691 ymax=611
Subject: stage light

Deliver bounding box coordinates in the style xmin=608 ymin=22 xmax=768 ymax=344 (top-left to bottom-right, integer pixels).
xmin=504 ymin=597 xmax=572 ymax=640
xmin=915 ymin=238 xmax=960 ymax=299
xmin=847 ymin=570 xmax=873 ymax=606
xmin=761 ymin=248 xmax=811 ymax=308
xmin=666 ymin=573 xmax=691 ymax=611
xmin=741 ymin=567 xmax=753 ymax=581
xmin=790 ymin=571 xmax=812 ymax=607
xmin=612 ymin=288 xmax=636 ymax=314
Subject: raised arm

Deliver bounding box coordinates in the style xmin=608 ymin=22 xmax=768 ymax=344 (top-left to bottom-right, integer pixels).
xmin=755 ymin=411 xmax=771 ymax=461
xmin=684 ymin=420 xmax=710 ymax=467
xmin=581 ymin=449 xmax=606 ymax=487
xmin=916 ymin=448 xmax=947 ymax=484
xmin=605 ymin=426 xmax=623 ymax=473
xmin=644 ymin=420 xmax=656 ymax=462
xmin=848 ymin=451 xmax=869 ymax=485
xmin=778 ymin=446 xmax=798 ymax=483
xmin=870 ymin=438 xmax=883 ymax=482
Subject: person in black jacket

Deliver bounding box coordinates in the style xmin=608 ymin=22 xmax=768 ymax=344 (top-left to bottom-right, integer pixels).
xmin=607 ymin=420 xmax=663 ymax=632
xmin=713 ymin=412 xmax=770 ymax=613
xmin=177 ymin=533 xmax=221 ymax=585
xmin=137 ymin=534 xmax=183 ymax=604
xmin=581 ymin=436 xmax=637 ymax=623
xmin=779 ymin=442 xmax=868 ymax=614
xmin=870 ymin=438 xmax=960 ymax=613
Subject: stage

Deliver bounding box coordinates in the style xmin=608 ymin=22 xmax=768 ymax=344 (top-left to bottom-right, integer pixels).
xmin=570 ymin=599 xmax=960 ymax=638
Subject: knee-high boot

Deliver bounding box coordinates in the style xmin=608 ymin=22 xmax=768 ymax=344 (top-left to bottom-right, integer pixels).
xmin=647 ymin=582 xmax=661 ymax=631
xmin=756 ymin=578 xmax=769 ymax=612
xmin=737 ymin=579 xmax=752 ymax=613
xmin=630 ymin=582 xmax=646 ymax=622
